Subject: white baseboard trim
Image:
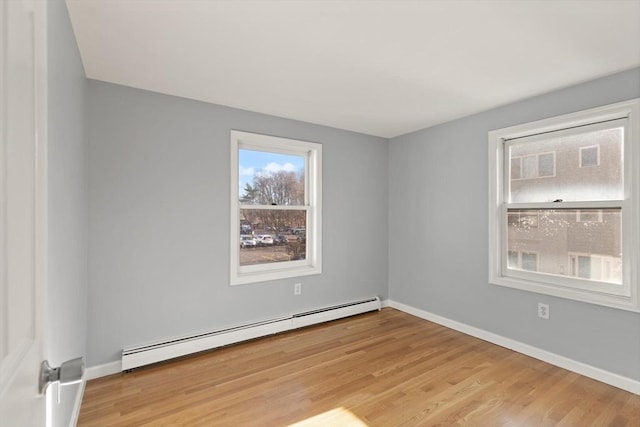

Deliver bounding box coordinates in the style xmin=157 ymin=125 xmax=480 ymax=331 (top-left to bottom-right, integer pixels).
xmin=388 ymin=300 xmax=640 ymax=395
xmin=82 ymin=301 xmax=640 ymax=395
xmin=68 ymin=376 xmax=86 ymax=427
xmin=85 ymin=361 xmax=121 ymax=380
xmin=380 ymin=298 xmax=390 ymax=308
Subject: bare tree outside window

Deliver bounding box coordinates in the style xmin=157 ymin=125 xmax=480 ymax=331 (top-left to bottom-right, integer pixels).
xmin=242 ymin=170 xmax=304 ymax=206
xmin=230 ymin=131 xmax=322 ymax=285
xmin=238 ymin=149 xmax=308 ymax=266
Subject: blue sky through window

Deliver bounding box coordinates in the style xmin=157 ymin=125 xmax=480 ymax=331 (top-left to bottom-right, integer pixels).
xmin=239 ymin=149 xmax=305 ymax=196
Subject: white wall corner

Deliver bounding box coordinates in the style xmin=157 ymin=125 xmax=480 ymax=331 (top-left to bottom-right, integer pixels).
xmin=387 ymin=300 xmax=640 ymax=396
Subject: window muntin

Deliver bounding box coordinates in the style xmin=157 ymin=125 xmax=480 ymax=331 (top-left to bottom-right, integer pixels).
xmin=489 ymin=99 xmax=639 ymax=311
xmin=230 ymin=131 xmax=321 ymax=285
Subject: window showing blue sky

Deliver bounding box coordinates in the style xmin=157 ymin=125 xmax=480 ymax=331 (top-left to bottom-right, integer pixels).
xmin=238 ymin=149 xmax=305 ymax=194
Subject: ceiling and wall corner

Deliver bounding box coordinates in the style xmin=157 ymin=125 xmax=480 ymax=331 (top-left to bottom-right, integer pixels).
xmin=65 ymin=0 xmax=640 ymax=138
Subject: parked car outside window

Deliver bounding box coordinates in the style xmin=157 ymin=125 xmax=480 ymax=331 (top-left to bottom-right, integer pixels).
xmin=240 ymin=235 xmax=257 ymax=248
xmin=255 ymin=234 xmax=274 ymax=246
xmin=274 ymin=235 xmax=288 ymax=245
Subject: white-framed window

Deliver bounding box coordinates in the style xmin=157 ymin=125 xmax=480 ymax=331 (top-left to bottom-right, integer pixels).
xmin=488 ymin=99 xmax=640 ymax=311
xmin=580 ymin=144 xmax=600 ymax=167
xmin=230 ymin=130 xmax=322 ymax=285
xmin=508 ymin=250 xmax=539 ymax=272
xmin=576 ymin=209 xmax=603 ymax=223
xmin=568 ymin=252 xmax=621 ymax=283
xmin=507 ymin=210 xmax=539 ymax=228
xmin=510 ymin=151 xmax=556 ymax=180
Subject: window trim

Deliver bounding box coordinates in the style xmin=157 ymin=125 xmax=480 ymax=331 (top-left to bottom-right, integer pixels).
xmin=230 ymin=130 xmax=322 ymax=285
xmin=488 ymin=99 xmax=640 ymax=312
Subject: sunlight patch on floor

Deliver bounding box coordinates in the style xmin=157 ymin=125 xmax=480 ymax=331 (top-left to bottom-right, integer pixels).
xmin=288 ymin=407 xmax=369 ymax=427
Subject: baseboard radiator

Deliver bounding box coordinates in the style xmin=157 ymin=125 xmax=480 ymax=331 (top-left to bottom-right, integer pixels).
xmin=121 ymin=296 xmax=381 ymax=371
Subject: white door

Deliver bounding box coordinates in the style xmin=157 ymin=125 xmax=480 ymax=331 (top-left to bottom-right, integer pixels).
xmin=0 ymin=0 xmax=49 ymax=425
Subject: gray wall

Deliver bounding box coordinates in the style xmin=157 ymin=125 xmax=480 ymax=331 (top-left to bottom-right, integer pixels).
xmin=87 ymin=81 xmax=389 ymax=366
xmin=85 ymin=60 xmax=639 ymax=382
xmin=46 ymin=0 xmax=88 ymax=425
xmin=388 ymin=68 xmax=640 ymax=380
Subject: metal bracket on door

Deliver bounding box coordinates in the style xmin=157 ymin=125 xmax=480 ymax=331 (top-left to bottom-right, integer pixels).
xmin=39 ymin=357 xmax=84 ymax=394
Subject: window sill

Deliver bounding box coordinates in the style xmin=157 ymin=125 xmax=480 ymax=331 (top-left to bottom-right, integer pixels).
xmin=489 ymin=274 xmax=639 ymax=312
xmin=231 ymin=264 xmax=322 ymax=286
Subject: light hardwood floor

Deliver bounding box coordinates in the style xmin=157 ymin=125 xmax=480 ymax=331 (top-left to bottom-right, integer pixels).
xmin=78 ymin=308 xmax=639 ymax=426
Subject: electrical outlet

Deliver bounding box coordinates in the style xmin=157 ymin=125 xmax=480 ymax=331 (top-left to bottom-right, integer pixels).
xmin=538 ymin=303 xmax=550 ymax=319
xmin=294 ymin=283 xmax=302 ymax=295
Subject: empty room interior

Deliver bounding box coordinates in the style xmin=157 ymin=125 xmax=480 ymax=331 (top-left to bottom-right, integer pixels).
xmin=2 ymin=0 xmax=640 ymax=426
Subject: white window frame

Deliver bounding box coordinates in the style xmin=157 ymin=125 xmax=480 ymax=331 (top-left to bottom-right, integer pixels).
xmin=488 ymin=99 xmax=640 ymax=312
xmin=230 ymin=130 xmax=322 ymax=285
xmin=579 ymin=144 xmax=600 ymax=167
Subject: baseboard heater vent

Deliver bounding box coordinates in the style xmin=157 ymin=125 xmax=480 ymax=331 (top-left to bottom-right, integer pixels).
xmin=122 ymin=296 xmax=381 ymax=371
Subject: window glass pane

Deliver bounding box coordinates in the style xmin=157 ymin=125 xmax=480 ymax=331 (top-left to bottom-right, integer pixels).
xmin=507 ymin=208 xmax=622 ymax=284
xmin=507 ymin=211 xmax=538 ymax=228
xmin=510 ymin=158 xmax=521 ymax=180
xmin=507 ymin=212 xmax=519 ymax=226
xmin=508 ymin=127 xmax=622 ymax=203
xmin=520 ymin=211 xmax=539 ymax=228
xmin=538 ymin=153 xmax=554 ymax=177
xmin=508 ymin=251 xmax=518 ymax=269
xmin=577 ymin=209 xmax=602 ymax=222
xmin=521 ymin=252 xmax=537 ymax=271
xmin=239 ymin=149 xmax=305 ymax=205
xmin=578 ymin=256 xmax=591 ymax=279
xmin=239 ymin=208 xmax=306 ymax=266
xmin=522 ymin=155 xmax=537 ymax=179
xmin=581 ymin=146 xmax=599 ymax=167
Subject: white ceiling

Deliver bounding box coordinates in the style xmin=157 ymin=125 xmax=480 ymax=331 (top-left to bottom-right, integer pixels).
xmin=65 ymin=0 xmax=640 ymax=138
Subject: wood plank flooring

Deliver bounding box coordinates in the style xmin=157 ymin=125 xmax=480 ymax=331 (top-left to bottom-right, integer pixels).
xmin=78 ymin=308 xmax=640 ymax=426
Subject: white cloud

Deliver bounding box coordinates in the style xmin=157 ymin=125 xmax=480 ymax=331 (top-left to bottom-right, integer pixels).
xmin=262 ymin=162 xmax=297 ymax=174
xmin=239 ymin=165 xmax=255 ymax=176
